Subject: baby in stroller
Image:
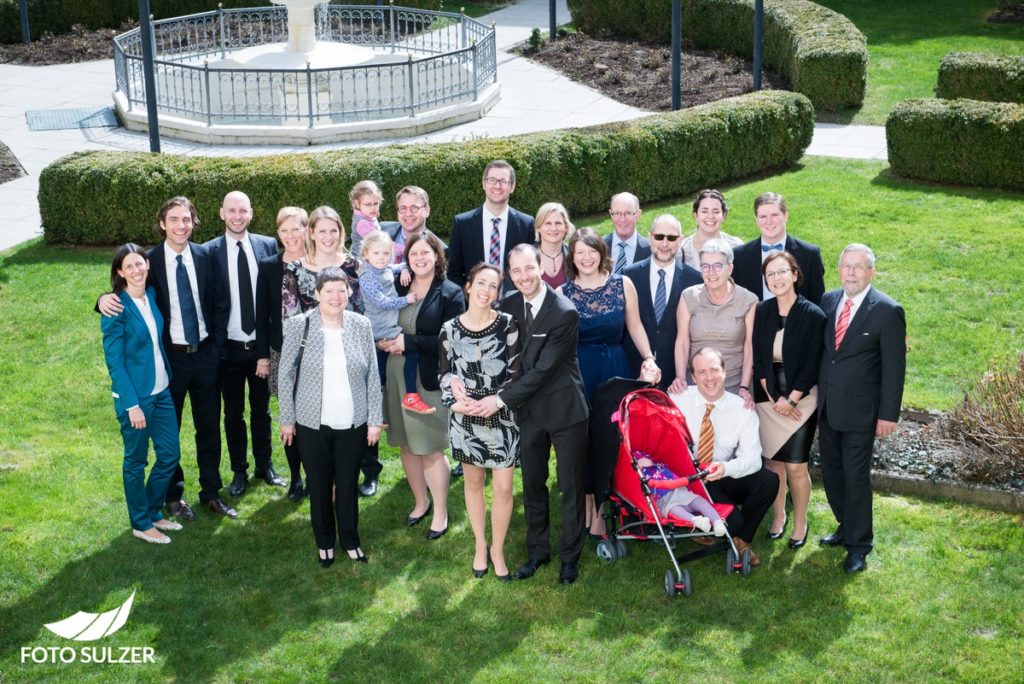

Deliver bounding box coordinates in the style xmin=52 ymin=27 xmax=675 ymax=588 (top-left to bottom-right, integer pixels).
xmin=634 ymin=450 xmax=727 ymax=536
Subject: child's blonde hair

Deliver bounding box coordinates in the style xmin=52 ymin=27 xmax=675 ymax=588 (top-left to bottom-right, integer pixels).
xmin=350 ymin=180 xmax=383 ymax=210
xmin=360 ymin=229 xmax=394 ymax=260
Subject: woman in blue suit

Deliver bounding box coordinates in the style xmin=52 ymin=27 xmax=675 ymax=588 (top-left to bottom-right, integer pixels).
xmin=101 ymin=244 xmax=182 ymax=545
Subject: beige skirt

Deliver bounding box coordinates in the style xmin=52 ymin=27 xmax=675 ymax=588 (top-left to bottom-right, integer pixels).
xmin=756 ymin=385 xmax=817 ymax=460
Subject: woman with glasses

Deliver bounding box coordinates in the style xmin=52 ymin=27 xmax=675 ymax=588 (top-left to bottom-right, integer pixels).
xmin=752 ymin=251 xmax=826 ymax=548
xmin=680 ymin=189 xmax=743 ymax=270
xmin=669 ymin=239 xmax=757 ymax=404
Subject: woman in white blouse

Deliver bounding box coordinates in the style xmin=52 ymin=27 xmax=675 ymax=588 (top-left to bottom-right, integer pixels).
xmin=101 ymin=244 xmax=182 ymax=545
xmin=278 ymin=268 xmax=384 ymax=567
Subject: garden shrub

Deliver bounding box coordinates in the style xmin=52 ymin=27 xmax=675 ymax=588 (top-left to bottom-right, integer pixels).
xmin=38 ymin=90 xmax=814 ymax=245
xmin=886 ymin=98 xmax=1024 ymax=190
xmin=0 ymin=0 xmax=443 ymax=43
xmin=936 ymin=51 xmax=1024 ymax=104
xmin=565 ymin=0 xmax=867 ymax=111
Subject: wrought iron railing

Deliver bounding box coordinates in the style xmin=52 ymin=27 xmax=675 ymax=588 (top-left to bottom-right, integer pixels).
xmin=113 ymin=4 xmax=498 ymax=127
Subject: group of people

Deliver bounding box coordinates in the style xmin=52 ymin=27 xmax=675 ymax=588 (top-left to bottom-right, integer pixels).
xmin=99 ymin=159 xmax=906 ymax=581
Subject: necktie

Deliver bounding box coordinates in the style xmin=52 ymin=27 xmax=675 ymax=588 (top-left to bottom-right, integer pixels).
xmin=488 ymin=217 xmax=501 ymax=267
xmin=614 ymin=241 xmax=628 ymax=274
xmin=524 ymin=302 xmax=535 ymax=334
xmin=653 ymin=268 xmax=667 ymax=323
xmin=237 ymin=241 xmax=255 ymax=335
xmin=696 ymin=403 xmax=715 ymax=466
xmin=176 ymin=254 xmax=200 ymax=347
xmin=761 ymin=242 xmax=784 ymax=253
xmin=834 ymin=297 xmax=854 ymax=350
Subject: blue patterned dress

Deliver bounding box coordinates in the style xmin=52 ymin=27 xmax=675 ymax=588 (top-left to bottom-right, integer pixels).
xmin=563 ymin=274 xmax=632 ymax=401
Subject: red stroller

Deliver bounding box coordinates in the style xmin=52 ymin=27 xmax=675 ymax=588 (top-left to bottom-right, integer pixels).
xmin=599 ymin=388 xmax=753 ymax=597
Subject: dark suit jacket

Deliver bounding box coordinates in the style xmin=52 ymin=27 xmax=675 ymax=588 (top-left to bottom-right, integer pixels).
xmin=732 ymin=235 xmax=825 ymax=306
xmin=395 ymin=277 xmax=465 ymax=391
xmin=621 ymin=257 xmax=702 ymax=389
xmin=818 ymin=287 xmax=906 ymax=432
xmin=603 ymin=232 xmax=651 ymax=266
xmin=498 ymin=285 xmax=589 ymax=431
xmin=255 ymin=252 xmax=286 ymax=358
xmin=447 ymin=206 xmax=535 ymax=287
xmin=146 ymin=241 xmax=228 ymax=351
xmin=752 ymin=294 xmax=827 ymax=403
xmin=205 ymin=233 xmax=277 ymax=334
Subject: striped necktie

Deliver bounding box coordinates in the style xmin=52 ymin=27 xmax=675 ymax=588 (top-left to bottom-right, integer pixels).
xmin=614 ymin=241 xmax=628 ymax=274
xmin=488 ymin=217 xmax=501 ymax=267
xmin=654 ymin=269 xmax=667 ymax=323
xmin=834 ymin=298 xmax=854 ymax=350
xmin=696 ymin=403 xmax=715 ymax=466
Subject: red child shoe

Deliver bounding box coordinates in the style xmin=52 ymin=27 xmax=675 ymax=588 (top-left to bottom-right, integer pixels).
xmin=402 ymin=393 xmax=436 ymax=414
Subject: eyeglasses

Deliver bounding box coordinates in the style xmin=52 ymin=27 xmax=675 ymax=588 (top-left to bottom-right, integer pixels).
xmin=765 ymin=268 xmax=792 ymax=279
xmin=839 ymin=263 xmax=871 ymax=273
xmin=396 ymin=204 xmax=425 ymax=214
xmin=484 ymin=178 xmax=512 ymax=188
xmin=651 ymin=233 xmax=680 ymax=242
xmin=609 ymin=211 xmax=637 ymax=219
xmin=700 ymin=262 xmax=727 ymax=273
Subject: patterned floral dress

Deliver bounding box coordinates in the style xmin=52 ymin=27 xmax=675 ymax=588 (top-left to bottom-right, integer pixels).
xmin=285 ymin=254 xmax=363 ymax=314
xmin=438 ymin=312 xmax=522 ymax=468
xmin=563 ymin=274 xmax=632 ymax=401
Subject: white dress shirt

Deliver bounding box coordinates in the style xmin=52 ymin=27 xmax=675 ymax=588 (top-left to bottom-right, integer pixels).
xmin=671 ymin=387 xmax=762 ymax=479
xmin=759 ymin=233 xmax=788 ymax=300
xmin=226 ymin=233 xmax=258 ymax=342
xmin=320 ymin=327 xmax=355 ymax=429
xmin=130 ymin=293 xmax=169 ymax=402
xmin=163 ymin=244 xmax=209 ymax=345
xmin=482 ymin=206 xmax=510 ymax=271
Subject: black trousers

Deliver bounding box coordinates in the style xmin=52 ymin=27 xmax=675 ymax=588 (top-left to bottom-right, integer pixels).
xmin=221 ymin=342 xmax=272 ymax=474
xmin=817 ymin=408 xmax=875 ymax=555
xmin=519 ymin=417 xmax=588 ymax=563
xmin=165 ymin=342 xmax=223 ymax=504
xmin=705 ymin=466 xmax=779 ymax=544
xmin=296 ymin=423 xmax=367 ymax=551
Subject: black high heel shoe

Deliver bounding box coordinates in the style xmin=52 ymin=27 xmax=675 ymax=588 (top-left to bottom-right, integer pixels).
xmin=489 ymin=549 xmax=511 ymax=582
xmin=347 ymin=548 xmax=369 ymax=563
xmin=473 ymin=546 xmax=489 ymax=578
xmin=788 ymin=525 xmax=808 ymax=549
xmin=767 ymin=514 xmax=788 ymax=540
xmin=318 ymin=549 xmax=334 ymax=568
xmin=406 ymin=502 xmax=432 ymax=527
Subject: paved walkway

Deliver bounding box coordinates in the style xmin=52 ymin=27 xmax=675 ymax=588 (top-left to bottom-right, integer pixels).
xmin=0 ymin=0 xmax=886 ymax=253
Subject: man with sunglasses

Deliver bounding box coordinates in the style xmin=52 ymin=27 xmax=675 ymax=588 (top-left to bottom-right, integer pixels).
xmin=622 ymin=214 xmax=702 ymax=390
xmin=604 ymin=192 xmax=651 ymax=274
xmin=447 ymin=159 xmax=534 ymax=290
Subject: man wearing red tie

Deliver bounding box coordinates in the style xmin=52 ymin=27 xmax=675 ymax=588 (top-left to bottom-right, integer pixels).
xmin=818 ymin=243 xmax=906 ymax=574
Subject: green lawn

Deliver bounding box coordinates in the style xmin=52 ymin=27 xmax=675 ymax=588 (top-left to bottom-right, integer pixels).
xmin=813 ymin=0 xmax=1024 ymax=124
xmin=1 ymin=156 xmax=1023 ymax=681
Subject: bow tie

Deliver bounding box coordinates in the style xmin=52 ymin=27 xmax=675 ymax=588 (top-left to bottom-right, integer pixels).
xmin=761 ymin=242 xmax=784 ymax=253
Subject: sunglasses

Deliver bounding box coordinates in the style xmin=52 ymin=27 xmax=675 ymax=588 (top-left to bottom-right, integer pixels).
xmin=651 ymin=233 xmax=680 ymax=242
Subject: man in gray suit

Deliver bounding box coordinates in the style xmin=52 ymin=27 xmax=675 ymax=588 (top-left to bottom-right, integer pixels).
xmin=818 ymin=243 xmax=906 ymax=574
xmin=603 ymin=192 xmax=651 ymax=274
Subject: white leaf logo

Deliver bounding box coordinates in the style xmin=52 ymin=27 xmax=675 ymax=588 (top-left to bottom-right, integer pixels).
xmin=43 ymin=591 xmax=136 ymax=641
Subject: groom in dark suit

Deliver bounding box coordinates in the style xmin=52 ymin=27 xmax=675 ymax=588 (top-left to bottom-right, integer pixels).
xmin=204 ymin=191 xmax=286 ymax=498
xmin=471 ymin=244 xmax=589 ymax=584
xmin=621 ymin=214 xmax=702 ymax=390
xmin=818 ymin=243 xmax=906 ymax=574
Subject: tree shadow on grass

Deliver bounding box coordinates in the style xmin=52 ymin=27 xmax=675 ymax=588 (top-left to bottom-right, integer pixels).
xmin=869 ymin=167 xmax=1024 ymax=201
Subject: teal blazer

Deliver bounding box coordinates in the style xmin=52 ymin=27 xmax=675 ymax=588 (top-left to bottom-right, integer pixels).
xmin=101 ymin=288 xmax=171 ymax=413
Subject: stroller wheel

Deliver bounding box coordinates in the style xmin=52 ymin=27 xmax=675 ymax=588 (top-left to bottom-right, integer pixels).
xmin=681 ymin=568 xmax=692 ymax=596
xmin=664 ymin=570 xmax=677 ymax=597
xmin=740 ymin=548 xmax=752 ymax=577
xmin=615 ymin=539 xmax=628 ymax=558
xmin=725 ymin=547 xmax=737 ymax=575
xmin=596 ymin=540 xmax=616 ymax=563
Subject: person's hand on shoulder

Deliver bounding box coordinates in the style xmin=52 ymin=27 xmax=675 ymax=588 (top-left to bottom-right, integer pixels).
xmin=98 ymin=293 xmax=124 ymax=318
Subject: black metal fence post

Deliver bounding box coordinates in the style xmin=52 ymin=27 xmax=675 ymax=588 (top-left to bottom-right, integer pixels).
xmin=671 ymin=0 xmax=681 ymax=110
xmin=138 ymin=0 xmax=161 ymax=152
xmin=549 ymin=0 xmax=556 ymax=41
xmin=753 ymin=0 xmax=763 ymax=90
xmin=18 ymin=0 xmax=30 ymax=43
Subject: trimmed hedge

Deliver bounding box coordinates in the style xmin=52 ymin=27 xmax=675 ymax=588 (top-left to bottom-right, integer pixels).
xmin=0 ymin=0 xmax=442 ymax=43
xmin=565 ymin=0 xmax=867 ymax=111
xmin=936 ymin=52 xmax=1024 ymax=104
xmin=39 ymin=90 xmax=814 ymax=245
xmin=887 ymin=98 xmax=1024 ymax=190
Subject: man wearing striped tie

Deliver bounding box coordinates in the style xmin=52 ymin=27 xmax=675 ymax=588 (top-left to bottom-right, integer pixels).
xmin=817 ymin=243 xmax=906 ymax=574
xmin=603 ymin=192 xmax=651 ymax=274
xmin=671 ymin=347 xmax=778 ymax=566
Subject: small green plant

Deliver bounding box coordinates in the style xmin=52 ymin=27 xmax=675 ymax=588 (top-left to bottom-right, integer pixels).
xmin=528 ymin=27 xmax=543 ymax=50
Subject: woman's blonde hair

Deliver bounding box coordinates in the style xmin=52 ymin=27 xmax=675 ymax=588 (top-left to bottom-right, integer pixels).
xmin=306 ymin=205 xmax=349 ymax=260
xmin=276 ymin=206 xmax=308 ymax=229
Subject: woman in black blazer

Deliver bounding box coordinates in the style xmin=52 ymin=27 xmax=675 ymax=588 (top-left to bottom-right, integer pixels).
xmin=378 ymin=232 xmax=466 ymax=538
xmin=255 ymin=207 xmax=308 ymax=501
xmin=752 ymin=251 xmax=826 ymax=549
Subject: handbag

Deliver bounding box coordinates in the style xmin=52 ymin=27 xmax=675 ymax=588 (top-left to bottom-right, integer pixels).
xmin=292 ymin=315 xmax=311 ymax=402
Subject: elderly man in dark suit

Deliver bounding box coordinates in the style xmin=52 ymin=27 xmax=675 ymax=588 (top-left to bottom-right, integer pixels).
xmin=447 ymin=160 xmax=534 ymax=288
xmin=464 ymin=244 xmax=590 ymax=584
xmin=732 ymin=192 xmax=824 ymax=306
xmin=204 ymin=191 xmax=286 ymax=498
xmin=818 ymin=243 xmax=906 ymax=574
xmin=622 ymin=214 xmax=702 ymax=390
xmin=604 ymin=192 xmax=651 ymax=274
xmin=99 ymin=197 xmax=234 ymax=519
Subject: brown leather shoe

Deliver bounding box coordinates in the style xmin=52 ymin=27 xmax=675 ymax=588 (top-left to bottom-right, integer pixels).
xmin=691 ymin=534 xmax=716 ymax=546
xmin=734 ymin=538 xmax=761 ymax=567
xmin=204 ymin=498 xmax=238 ymax=519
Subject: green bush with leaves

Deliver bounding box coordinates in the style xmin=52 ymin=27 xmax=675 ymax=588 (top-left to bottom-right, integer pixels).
xmin=0 ymin=0 xmax=442 ymax=43
xmin=886 ymin=98 xmax=1024 ymax=190
xmin=936 ymin=51 xmax=1024 ymax=104
xmin=565 ymin=0 xmax=866 ymax=111
xmin=39 ymin=90 xmax=814 ymax=245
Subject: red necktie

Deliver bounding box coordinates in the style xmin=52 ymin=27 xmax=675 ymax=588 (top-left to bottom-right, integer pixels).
xmin=834 ymin=298 xmax=854 ymax=350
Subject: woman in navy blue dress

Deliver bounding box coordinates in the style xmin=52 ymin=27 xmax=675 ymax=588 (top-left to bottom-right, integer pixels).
xmin=561 ymin=227 xmax=658 ymax=537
